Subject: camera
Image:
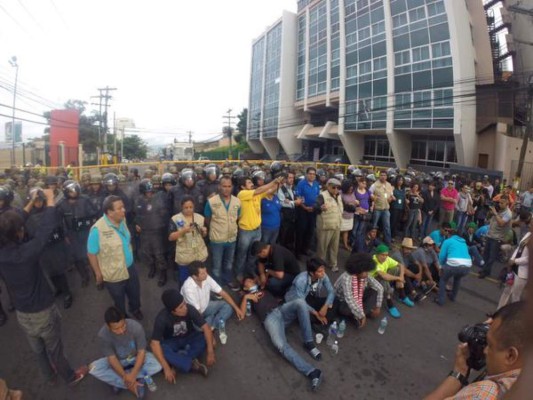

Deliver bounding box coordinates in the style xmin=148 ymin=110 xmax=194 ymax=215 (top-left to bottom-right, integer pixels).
xmin=458 ymin=323 xmax=489 ymax=370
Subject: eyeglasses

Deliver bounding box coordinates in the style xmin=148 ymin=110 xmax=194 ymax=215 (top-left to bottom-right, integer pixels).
xmin=331 ymin=186 xmax=340 ymax=190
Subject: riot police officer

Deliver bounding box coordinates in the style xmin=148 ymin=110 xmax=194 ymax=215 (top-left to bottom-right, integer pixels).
xmin=171 ymin=168 xmax=204 ymax=214
xmin=198 ymin=164 xmax=220 ymax=200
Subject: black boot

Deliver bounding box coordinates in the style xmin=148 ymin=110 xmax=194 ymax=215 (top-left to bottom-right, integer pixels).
xmin=148 ymin=266 xmax=156 ymax=279
xmin=0 ymin=303 xmax=7 ymax=327
xmin=157 ymin=270 xmax=167 ymax=287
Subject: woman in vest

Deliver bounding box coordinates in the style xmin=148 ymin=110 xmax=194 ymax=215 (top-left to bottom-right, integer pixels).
xmin=169 ymin=195 xmax=208 ymax=285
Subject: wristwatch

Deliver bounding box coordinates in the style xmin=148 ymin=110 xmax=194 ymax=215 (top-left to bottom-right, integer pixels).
xmin=448 ymin=370 xmax=469 ymax=387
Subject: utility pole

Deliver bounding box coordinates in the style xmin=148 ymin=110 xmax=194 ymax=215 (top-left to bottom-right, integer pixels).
xmin=515 ymin=75 xmax=533 ymax=190
xmin=222 ymin=109 xmax=237 ymax=160
xmin=93 ymin=86 xmax=116 ymax=163
xmin=187 ymin=130 xmax=193 ymax=144
xmin=8 ymin=56 xmax=18 ymax=166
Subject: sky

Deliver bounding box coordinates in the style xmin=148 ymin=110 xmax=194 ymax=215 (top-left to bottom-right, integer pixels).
xmin=0 ymin=0 xmax=297 ymax=146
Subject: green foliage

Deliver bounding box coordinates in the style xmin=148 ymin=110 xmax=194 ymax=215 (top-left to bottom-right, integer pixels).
xmin=195 ymin=141 xmax=250 ymax=160
xmin=122 ymin=134 xmax=148 ymax=160
xmin=235 ymin=108 xmax=247 ymax=144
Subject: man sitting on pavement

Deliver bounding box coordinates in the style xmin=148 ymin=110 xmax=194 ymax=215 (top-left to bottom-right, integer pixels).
xmin=424 ymin=301 xmax=525 ymax=399
xmin=89 ymin=306 xmax=162 ymax=397
xmin=181 ymin=261 xmax=244 ymax=332
xmin=333 ymin=253 xmax=383 ymax=329
xmin=352 ymin=225 xmax=382 ymax=254
xmin=285 ymin=257 xmax=336 ymax=327
xmin=409 ymin=237 xmax=440 ymax=293
xmin=150 ymin=290 xmax=215 ymax=383
xmin=389 ymin=238 xmax=426 ymax=302
xmin=372 ymin=244 xmax=416 ymax=318
xmin=240 ymin=276 xmax=323 ymax=391
xmin=251 ymin=241 xmax=301 ymax=297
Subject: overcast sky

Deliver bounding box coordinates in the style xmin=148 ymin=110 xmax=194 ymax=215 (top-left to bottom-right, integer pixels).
xmin=0 ymin=0 xmax=296 ymax=146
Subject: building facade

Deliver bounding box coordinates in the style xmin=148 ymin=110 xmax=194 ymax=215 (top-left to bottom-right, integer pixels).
xmin=248 ymin=0 xmax=532 ymax=180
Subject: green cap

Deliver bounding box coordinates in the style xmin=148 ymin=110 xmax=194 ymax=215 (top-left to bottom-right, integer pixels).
xmin=466 ymin=222 xmax=478 ymax=230
xmin=375 ymin=244 xmax=389 ymax=254
xmin=449 ymin=221 xmax=457 ymax=231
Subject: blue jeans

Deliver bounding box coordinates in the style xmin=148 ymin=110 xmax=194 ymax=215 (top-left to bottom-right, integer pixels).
xmin=174 ymin=264 xmax=190 ymax=286
xmin=210 ymin=242 xmax=236 ymax=286
xmin=350 ymin=216 xmax=368 ymax=246
xmin=265 ymin=273 xmax=296 ymax=298
xmin=372 ymin=209 xmax=391 ymax=245
xmin=161 ymin=331 xmax=206 ymax=373
xmin=421 ymin=211 xmax=435 ymax=238
xmin=263 ymin=299 xmax=315 ymax=377
xmin=203 ymin=300 xmax=234 ymax=330
xmin=468 ymin=246 xmax=483 ymax=267
xmin=456 ymin=211 xmax=468 ymax=235
xmin=104 ymin=264 xmax=141 ymax=315
xmin=89 ymin=352 xmax=162 ymax=389
xmin=404 ymin=209 xmax=419 ymax=239
xmin=438 ymin=266 xmax=471 ymax=304
xmin=234 ymin=228 xmax=261 ymax=280
xmin=16 ymin=305 xmax=75 ymax=382
xmin=482 ymin=237 xmax=501 ymax=276
xmin=261 ymin=227 xmax=279 ymax=245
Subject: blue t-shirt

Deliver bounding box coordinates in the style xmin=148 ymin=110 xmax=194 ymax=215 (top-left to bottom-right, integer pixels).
xmin=87 ymin=215 xmax=134 ymax=268
xmin=295 ymin=179 xmax=321 ymax=207
xmin=261 ymin=195 xmax=282 ymax=230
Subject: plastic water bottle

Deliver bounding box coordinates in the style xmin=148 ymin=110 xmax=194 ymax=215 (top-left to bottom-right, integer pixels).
xmin=337 ymin=320 xmax=346 ymax=338
xmin=143 ymin=372 xmax=157 ymax=392
xmin=246 ymin=301 xmax=252 ymax=316
xmin=218 ymin=318 xmax=227 ymax=345
xmin=378 ymin=317 xmax=388 ymax=335
xmin=326 ymin=321 xmax=338 ymax=346
xmin=331 ymin=340 xmax=339 ymax=355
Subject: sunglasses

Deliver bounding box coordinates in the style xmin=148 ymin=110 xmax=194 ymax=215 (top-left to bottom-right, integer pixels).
xmin=331 ymin=186 xmax=340 ymax=190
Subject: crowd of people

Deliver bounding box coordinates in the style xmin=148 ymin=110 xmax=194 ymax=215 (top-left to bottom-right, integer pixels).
xmin=0 ymin=160 xmax=531 ymax=398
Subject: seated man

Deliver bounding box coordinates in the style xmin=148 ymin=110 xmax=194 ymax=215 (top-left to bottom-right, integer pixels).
xmin=389 ymin=238 xmax=425 ymax=302
xmin=240 ymin=276 xmax=323 ymax=391
xmin=285 ymin=257 xmax=336 ymax=326
xmin=150 ymin=290 xmax=215 ymax=383
xmin=372 ymin=244 xmax=416 ymax=318
xmin=462 ymin=222 xmax=485 ymax=269
xmin=434 ymin=223 xmax=472 ymax=306
xmin=89 ymin=306 xmax=162 ymax=397
xmin=251 ymin=241 xmax=301 ymax=297
xmin=424 ymin=301 xmax=525 ymax=400
xmin=181 ymin=261 xmax=244 ymax=332
xmin=351 ymin=225 xmax=382 ymax=254
xmin=409 ymin=237 xmax=440 ymax=293
xmin=333 ymin=253 xmax=383 ymax=329
xmin=429 ymin=222 xmax=452 ymax=252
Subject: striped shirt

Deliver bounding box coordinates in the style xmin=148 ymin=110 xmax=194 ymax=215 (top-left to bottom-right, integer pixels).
xmin=334 ymin=272 xmax=383 ymax=321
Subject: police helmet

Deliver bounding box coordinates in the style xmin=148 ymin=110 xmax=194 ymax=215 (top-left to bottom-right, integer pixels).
xmin=366 ymin=173 xmax=376 ymax=182
xmin=161 ymin=173 xmax=177 ymax=186
xmin=102 ymin=173 xmax=119 ymax=187
xmin=252 ymin=170 xmax=266 ymax=186
xmin=151 ymin=174 xmax=162 ymax=184
xmin=180 ymin=169 xmax=196 ymax=185
xmin=45 ymin=175 xmax=59 ymax=186
xmin=0 ymin=185 xmax=14 ymax=203
xmin=62 ymin=180 xmax=81 ymax=198
xmin=270 ymin=161 xmax=284 ymax=176
xmin=205 ymin=164 xmax=220 ymax=179
xmin=139 ymin=179 xmax=155 ymax=194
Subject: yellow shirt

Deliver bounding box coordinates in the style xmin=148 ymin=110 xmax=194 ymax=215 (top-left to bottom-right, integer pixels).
xmin=237 ymin=190 xmax=267 ymax=231
xmin=371 ymin=255 xmax=399 ymax=277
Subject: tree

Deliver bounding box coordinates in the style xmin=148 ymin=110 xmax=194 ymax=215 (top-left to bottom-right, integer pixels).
xmin=235 ymin=108 xmax=247 ymax=144
xmin=122 ymin=134 xmax=148 ymax=160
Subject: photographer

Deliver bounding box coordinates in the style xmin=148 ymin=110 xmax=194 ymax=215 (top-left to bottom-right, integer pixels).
xmin=479 ymin=196 xmax=512 ymax=279
xmin=423 ymin=301 xmax=526 ymax=399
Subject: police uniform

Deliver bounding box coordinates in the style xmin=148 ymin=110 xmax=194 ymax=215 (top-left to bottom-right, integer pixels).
xmin=171 ymin=184 xmax=205 ymax=215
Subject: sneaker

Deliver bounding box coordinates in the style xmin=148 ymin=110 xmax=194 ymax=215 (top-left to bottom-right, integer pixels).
xmin=132 ymin=309 xmax=144 ymax=321
xmin=304 ymin=342 xmax=322 ymax=361
xmin=399 ymin=297 xmax=415 ymax=307
xmin=308 ymin=369 xmax=323 ymax=392
xmin=68 ymin=365 xmax=89 ymax=386
xmin=387 ymin=306 xmax=401 ymax=318
xmin=413 ymin=293 xmax=424 ymax=303
xmin=191 ymin=359 xmax=208 ymax=377
xmin=227 ymin=281 xmax=241 ymax=292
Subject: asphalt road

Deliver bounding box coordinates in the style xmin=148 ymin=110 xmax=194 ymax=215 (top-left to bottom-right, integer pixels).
xmin=0 ymin=248 xmax=504 ymax=400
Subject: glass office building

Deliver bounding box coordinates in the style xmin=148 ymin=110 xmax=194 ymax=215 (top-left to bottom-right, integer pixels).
xmin=248 ymin=0 xmax=493 ymax=167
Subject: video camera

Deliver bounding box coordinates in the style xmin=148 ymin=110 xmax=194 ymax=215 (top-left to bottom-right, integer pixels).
xmin=458 ymin=323 xmax=489 ymax=370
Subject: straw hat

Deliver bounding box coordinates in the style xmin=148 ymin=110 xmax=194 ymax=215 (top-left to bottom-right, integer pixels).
xmin=401 ymin=237 xmax=417 ymax=249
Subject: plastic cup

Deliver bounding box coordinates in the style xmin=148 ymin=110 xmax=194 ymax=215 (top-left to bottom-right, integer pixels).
xmin=315 ymin=333 xmax=324 ymax=344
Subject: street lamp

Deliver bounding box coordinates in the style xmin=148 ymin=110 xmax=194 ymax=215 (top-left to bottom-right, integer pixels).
xmin=8 ymin=56 xmax=19 ymax=166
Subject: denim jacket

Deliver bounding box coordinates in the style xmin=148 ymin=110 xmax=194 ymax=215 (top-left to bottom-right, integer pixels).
xmin=284 ymin=271 xmax=335 ymax=312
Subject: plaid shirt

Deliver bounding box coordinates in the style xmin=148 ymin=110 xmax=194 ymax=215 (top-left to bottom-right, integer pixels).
xmin=446 ymin=369 xmax=521 ymax=400
xmin=334 ymin=272 xmax=383 ymax=321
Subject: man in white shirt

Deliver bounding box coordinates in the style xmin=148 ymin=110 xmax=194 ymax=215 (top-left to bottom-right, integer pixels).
xmin=181 ymin=261 xmax=244 ymax=331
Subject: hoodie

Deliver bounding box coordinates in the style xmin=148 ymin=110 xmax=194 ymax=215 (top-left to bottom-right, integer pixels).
xmin=439 ymin=234 xmax=472 ymax=267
